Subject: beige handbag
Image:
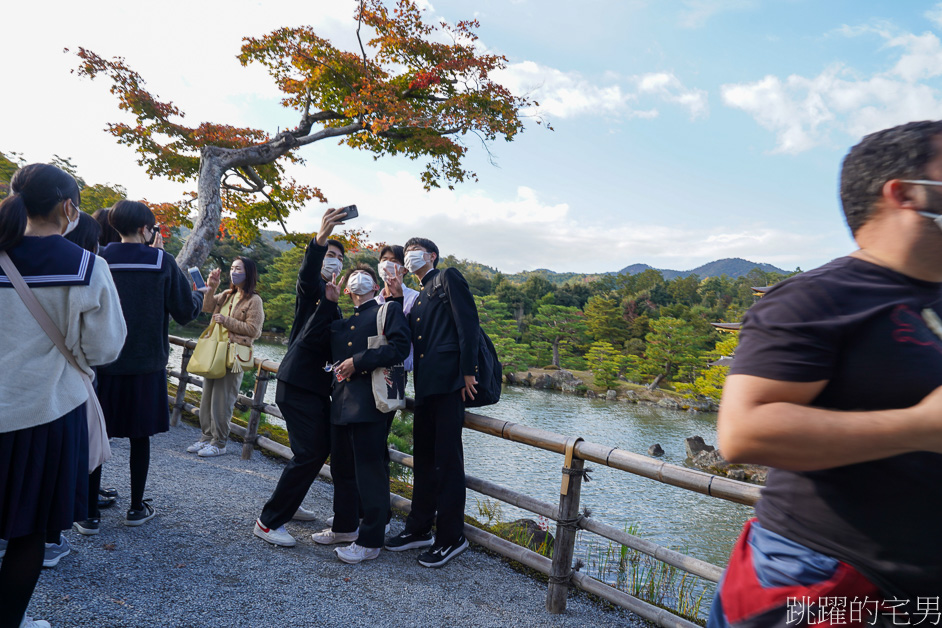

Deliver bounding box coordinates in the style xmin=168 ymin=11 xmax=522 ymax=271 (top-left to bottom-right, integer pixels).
xmin=0 ymin=251 xmax=111 ymax=472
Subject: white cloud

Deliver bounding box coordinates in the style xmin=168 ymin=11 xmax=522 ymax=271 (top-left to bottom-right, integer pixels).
xmin=679 ymin=0 xmax=755 ymax=29
xmin=280 ymin=164 xmax=844 ymax=273
xmin=722 ymin=22 xmax=942 ymax=153
xmin=497 ymin=63 xmax=708 ymax=121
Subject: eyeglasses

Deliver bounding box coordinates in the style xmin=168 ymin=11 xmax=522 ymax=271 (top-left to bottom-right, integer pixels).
xmin=900 ymin=179 xmax=942 ymax=187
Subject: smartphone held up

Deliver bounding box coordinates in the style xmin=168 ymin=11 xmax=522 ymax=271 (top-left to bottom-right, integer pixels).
xmin=338 ymin=204 xmax=358 ymax=221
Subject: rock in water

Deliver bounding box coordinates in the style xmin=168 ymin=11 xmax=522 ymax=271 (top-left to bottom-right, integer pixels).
xmin=606 ymin=390 xmax=617 ymax=401
xmin=495 ymin=519 xmax=554 ymax=553
xmin=648 ymin=443 xmax=664 ymax=457
xmin=685 ymin=435 xmax=715 ymax=459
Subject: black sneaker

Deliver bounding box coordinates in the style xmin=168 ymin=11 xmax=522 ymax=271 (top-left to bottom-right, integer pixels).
xmin=98 ymin=495 xmax=117 ymax=510
xmin=99 ymin=487 xmax=118 ymax=499
xmin=73 ymin=518 xmax=100 ymax=536
xmin=125 ymin=499 xmax=156 ymax=527
xmin=418 ymin=537 xmax=469 ymax=568
xmin=384 ymin=529 xmax=434 ymax=552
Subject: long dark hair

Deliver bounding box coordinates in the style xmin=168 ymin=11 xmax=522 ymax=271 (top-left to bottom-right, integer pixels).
xmin=232 ymin=256 xmax=258 ymax=297
xmin=0 ymin=163 xmax=80 ymax=252
xmin=64 ymin=212 xmax=102 ymax=254
xmin=92 ymin=208 xmax=121 ymax=246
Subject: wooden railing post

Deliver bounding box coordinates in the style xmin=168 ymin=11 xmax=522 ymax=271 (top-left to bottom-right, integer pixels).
xmin=241 ymin=364 xmax=271 ymax=460
xmin=170 ymin=345 xmax=193 ymax=427
xmin=546 ymin=437 xmax=586 ymax=614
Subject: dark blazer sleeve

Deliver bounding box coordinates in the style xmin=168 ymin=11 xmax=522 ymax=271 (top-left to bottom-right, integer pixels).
xmin=296 ymin=239 xmax=327 ymax=304
xmin=297 ymin=296 xmax=341 ymax=360
xmin=442 ymin=267 xmax=480 ymax=377
xmin=166 ymin=258 xmax=204 ymax=325
xmin=352 ymin=302 xmax=411 ymax=372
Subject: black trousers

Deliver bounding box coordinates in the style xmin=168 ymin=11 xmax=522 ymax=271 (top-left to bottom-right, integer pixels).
xmin=259 ymin=382 xmax=331 ymax=530
xmin=404 ymin=390 xmax=466 ymax=547
xmin=329 ymin=419 xmax=391 ymax=549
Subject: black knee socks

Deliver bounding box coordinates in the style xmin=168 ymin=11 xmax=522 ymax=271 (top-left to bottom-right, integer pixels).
xmin=129 ymin=436 xmax=150 ymax=511
xmin=0 ymin=530 xmax=45 ymax=628
xmin=88 ymin=464 xmax=103 ymax=519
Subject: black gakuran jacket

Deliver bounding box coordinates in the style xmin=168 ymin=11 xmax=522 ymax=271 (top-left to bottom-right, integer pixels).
xmin=409 ymin=267 xmax=480 ymax=403
xmin=306 ymin=297 xmax=410 ymax=424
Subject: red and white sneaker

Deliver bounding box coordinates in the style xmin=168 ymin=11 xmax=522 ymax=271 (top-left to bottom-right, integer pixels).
xmin=253 ymin=519 xmax=296 ymax=547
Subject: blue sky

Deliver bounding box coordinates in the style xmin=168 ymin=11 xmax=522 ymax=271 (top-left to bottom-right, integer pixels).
xmin=5 ymin=1 xmax=942 ymax=274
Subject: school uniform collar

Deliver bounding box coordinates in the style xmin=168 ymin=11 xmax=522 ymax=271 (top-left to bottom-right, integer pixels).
xmin=100 ymin=242 xmax=164 ymax=272
xmin=354 ymin=298 xmax=380 ymax=314
xmin=0 ymin=235 xmax=95 ymax=288
xmin=420 ymin=268 xmax=440 ymax=286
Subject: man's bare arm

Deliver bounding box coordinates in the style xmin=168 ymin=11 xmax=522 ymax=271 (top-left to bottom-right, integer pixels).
xmin=717 ymin=374 xmax=942 ymax=471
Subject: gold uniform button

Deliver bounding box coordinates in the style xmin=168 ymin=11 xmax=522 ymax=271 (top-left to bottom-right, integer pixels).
xmin=416 ymin=317 xmax=421 ymax=322
xmin=417 ymin=336 xmax=422 ymax=340
xmin=350 ymin=325 xmax=355 ymax=330
xmin=347 ymin=341 xmax=353 ymax=347
xmin=418 ymin=301 xmax=422 ymax=306
xmin=419 ymin=354 xmax=424 ymax=358
xmin=355 ymin=312 xmax=360 ymax=316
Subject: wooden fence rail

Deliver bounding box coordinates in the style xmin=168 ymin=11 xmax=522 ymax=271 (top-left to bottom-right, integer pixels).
xmin=167 ymin=335 xmax=755 ymax=626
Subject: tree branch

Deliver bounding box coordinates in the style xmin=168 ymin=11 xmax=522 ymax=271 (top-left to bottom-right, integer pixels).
xmin=356 ymin=0 xmax=369 ymax=74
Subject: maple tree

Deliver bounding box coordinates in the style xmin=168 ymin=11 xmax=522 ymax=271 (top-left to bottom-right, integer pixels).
xmin=72 ymin=0 xmax=542 ymax=269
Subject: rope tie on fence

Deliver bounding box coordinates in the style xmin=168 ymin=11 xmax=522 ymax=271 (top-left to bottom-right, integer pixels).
xmin=561 ymin=465 xmax=592 ymax=483
xmin=555 ymin=507 xmax=591 ymax=532
xmin=547 ymin=558 xmax=584 ymax=584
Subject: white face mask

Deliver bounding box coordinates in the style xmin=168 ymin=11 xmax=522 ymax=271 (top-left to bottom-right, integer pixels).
xmin=404 ymin=250 xmax=429 ymax=273
xmin=379 ymin=260 xmax=401 ymax=282
xmin=347 ymin=272 xmax=376 ymax=295
xmin=62 ymin=203 xmax=80 ymax=236
xmin=321 ymin=257 xmax=343 ymax=281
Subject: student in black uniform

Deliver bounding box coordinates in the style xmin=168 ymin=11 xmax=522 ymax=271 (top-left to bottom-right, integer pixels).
xmin=307 ymin=265 xmax=410 ymax=564
xmin=384 ymin=238 xmax=480 ymax=568
xmin=75 ymin=201 xmax=205 ymax=534
xmin=253 ymin=206 xmax=348 ymax=547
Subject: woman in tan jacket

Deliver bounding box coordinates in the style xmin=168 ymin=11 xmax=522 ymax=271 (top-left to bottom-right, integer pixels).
xmin=188 ymin=256 xmax=265 ymax=457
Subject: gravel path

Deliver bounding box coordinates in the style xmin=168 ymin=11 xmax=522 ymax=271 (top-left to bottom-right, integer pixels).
xmin=28 ymin=424 xmax=643 ymax=628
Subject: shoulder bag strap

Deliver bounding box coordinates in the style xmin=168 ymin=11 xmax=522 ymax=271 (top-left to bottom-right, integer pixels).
xmin=376 ymin=302 xmax=389 ymax=337
xmin=0 ymin=251 xmax=86 ymax=375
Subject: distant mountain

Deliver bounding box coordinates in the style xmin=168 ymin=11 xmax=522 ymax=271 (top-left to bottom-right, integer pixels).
xmin=616 ymin=258 xmax=789 ymax=280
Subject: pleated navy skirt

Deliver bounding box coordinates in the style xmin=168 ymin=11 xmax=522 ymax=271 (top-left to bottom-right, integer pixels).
xmin=98 ymin=369 xmax=169 ymax=439
xmin=0 ymin=404 xmax=89 ymax=540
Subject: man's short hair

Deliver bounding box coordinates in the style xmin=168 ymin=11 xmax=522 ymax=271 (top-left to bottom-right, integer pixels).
xmin=378 ymin=244 xmax=405 ymax=265
xmin=404 ymin=237 xmax=440 ymax=268
xmin=840 ymin=120 xmax=942 ymax=234
xmin=326 ymin=238 xmax=345 ymax=257
xmin=344 ymin=263 xmax=378 ymax=287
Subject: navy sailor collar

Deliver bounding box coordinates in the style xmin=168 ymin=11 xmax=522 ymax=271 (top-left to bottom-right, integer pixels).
xmin=0 ymin=235 xmax=95 ymax=288
xmin=101 ymin=242 xmax=164 ymax=272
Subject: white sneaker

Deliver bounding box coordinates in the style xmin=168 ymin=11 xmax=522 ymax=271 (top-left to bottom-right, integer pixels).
xmin=311 ymin=527 xmax=358 ymax=545
xmin=198 ymin=444 xmax=226 ymax=457
xmin=187 ymin=441 xmax=210 ymax=453
xmin=253 ymin=520 xmax=297 ymax=547
xmin=19 ymin=617 xmax=51 ymax=628
xmin=335 ymin=542 xmax=381 ymax=564
xmin=292 ymin=506 xmax=317 ymax=521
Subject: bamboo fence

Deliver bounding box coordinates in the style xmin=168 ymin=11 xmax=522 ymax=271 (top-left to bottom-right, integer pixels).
xmin=167 ymin=334 xmax=759 ymax=626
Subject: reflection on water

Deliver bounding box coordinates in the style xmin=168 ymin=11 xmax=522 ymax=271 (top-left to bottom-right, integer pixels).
xmin=170 ymin=332 xmax=751 ymax=595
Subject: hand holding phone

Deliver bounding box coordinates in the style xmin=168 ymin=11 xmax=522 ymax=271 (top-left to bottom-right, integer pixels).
xmin=188 ymin=267 xmax=206 ymax=290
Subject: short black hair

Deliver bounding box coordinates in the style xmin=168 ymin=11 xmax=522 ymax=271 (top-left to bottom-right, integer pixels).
xmin=92 ymin=208 xmax=121 ymax=245
xmin=326 ymin=239 xmax=345 ymax=257
xmin=404 ymin=237 xmax=440 ymax=268
xmin=64 ymin=212 xmax=102 ymax=254
xmin=378 ymin=244 xmax=405 ymax=264
xmin=840 ymin=120 xmax=942 ymax=234
xmin=108 ymin=200 xmax=155 ymax=236
xmin=344 ymin=263 xmax=379 ymax=287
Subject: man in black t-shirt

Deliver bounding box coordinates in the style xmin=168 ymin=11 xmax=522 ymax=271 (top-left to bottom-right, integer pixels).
xmin=709 ymin=121 xmax=942 ymax=628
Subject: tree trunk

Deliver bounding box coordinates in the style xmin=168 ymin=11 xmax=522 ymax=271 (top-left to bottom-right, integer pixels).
xmin=175 ymin=148 xmax=227 ymax=270
xmin=647 ymin=373 xmax=665 ymax=390
xmin=552 ymin=337 xmax=560 ymax=368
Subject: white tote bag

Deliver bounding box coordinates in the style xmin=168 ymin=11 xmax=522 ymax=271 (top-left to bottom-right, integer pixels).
xmin=369 ymin=302 xmax=407 ymax=413
xmin=0 ymin=251 xmax=111 ymax=472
